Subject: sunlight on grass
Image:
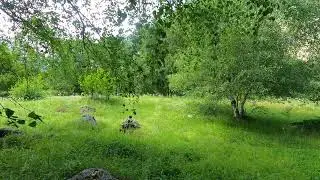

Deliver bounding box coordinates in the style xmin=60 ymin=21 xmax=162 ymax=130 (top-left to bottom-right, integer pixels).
xmin=1 ymin=96 xmax=320 ymax=179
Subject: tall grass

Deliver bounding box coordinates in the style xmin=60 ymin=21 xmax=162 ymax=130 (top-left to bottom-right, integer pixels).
xmin=1 ymin=96 xmax=320 ymax=179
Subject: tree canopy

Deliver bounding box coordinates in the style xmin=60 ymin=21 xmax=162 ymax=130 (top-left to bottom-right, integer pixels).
xmin=0 ymin=0 xmax=319 ymax=120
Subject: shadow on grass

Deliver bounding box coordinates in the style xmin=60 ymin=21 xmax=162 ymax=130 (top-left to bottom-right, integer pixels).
xmin=62 ymin=137 xmax=203 ymax=180
xmin=241 ymin=112 xmax=320 ymax=137
xmin=193 ymin=101 xmax=320 ymax=137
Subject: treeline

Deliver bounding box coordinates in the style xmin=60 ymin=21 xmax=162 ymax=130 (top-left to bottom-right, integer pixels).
xmin=0 ymin=29 xmax=173 ymax=98
xmin=0 ymin=0 xmax=320 ymax=119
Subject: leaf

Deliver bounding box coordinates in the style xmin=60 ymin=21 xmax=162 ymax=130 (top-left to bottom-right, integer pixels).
xmin=17 ymin=120 xmax=26 ymax=124
xmin=5 ymin=108 xmax=14 ymax=118
xmin=28 ymin=111 xmax=42 ymax=121
xmin=29 ymin=121 xmax=37 ymax=127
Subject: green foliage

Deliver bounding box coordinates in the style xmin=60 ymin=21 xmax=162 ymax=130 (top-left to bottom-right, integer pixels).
xmin=80 ymin=68 xmax=114 ymax=98
xmin=0 ymin=43 xmax=19 ymax=93
xmin=0 ymin=105 xmax=42 ymax=128
xmin=121 ymin=93 xmax=139 ymax=118
xmin=0 ymin=0 xmax=318 ymax=120
xmin=134 ymin=23 xmax=173 ymax=95
xmin=43 ymin=40 xmax=83 ymax=95
xmin=164 ymin=0 xmax=312 ymax=118
xmin=307 ymin=81 xmax=320 ymax=103
xmin=10 ymin=76 xmax=46 ymax=100
xmin=92 ymin=36 xmax=137 ymax=95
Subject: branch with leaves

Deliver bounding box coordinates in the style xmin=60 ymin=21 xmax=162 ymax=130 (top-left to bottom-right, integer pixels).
xmin=0 ymin=101 xmax=42 ymax=128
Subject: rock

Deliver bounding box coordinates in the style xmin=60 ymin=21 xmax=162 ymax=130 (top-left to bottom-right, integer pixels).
xmin=80 ymin=105 xmax=97 ymax=126
xmin=68 ymin=168 xmax=117 ymax=180
xmin=0 ymin=128 xmax=22 ymax=138
xmin=80 ymin=105 xmax=96 ymax=114
xmin=82 ymin=114 xmax=97 ymax=126
xmin=120 ymin=116 xmax=140 ymax=132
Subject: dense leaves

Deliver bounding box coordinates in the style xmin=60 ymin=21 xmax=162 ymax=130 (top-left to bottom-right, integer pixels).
xmin=80 ymin=68 xmax=114 ymax=98
xmin=0 ymin=0 xmax=319 ymax=120
xmin=0 ymin=105 xmax=42 ymax=128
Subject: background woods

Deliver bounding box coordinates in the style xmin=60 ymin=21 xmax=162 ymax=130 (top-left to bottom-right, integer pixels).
xmin=1 ymin=0 xmax=320 ymax=179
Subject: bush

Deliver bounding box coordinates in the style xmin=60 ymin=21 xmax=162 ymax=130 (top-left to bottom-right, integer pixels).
xmin=80 ymin=68 xmax=114 ymax=98
xmin=307 ymin=81 xmax=320 ymax=103
xmin=0 ymin=73 xmax=17 ymax=92
xmin=10 ymin=76 xmax=46 ymax=100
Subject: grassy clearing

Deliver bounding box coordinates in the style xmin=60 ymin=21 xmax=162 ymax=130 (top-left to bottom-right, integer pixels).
xmin=1 ymin=96 xmax=320 ymax=179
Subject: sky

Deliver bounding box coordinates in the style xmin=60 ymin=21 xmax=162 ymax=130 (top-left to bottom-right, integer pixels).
xmin=0 ymin=0 xmax=157 ymax=40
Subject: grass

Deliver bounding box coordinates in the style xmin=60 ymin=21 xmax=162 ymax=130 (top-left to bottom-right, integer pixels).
xmin=1 ymin=96 xmax=320 ymax=179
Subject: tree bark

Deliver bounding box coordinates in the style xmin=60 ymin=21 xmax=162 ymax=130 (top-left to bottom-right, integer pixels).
xmin=239 ymin=103 xmax=245 ymax=118
xmin=230 ymin=93 xmax=249 ymax=120
xmin=230 ymin=97 xmax=240 ymax=120
xmin=239 ymin=93 xmax=249 ymax=119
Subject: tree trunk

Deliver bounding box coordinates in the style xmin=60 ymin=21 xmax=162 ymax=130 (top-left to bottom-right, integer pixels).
xmin=239 ymin=102 xmax=245 ymax=118
xmin=230 ymin=97 xmax=240 ymax=120
xmin=230 ymin=94 xmax=248 ymax=120
xmin=239 ymin=93 xmax=249 ymax=119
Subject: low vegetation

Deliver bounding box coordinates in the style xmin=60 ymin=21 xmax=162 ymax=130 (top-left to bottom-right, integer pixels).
xmin=1 ymin=96 xmax=320 ymax=179
xmin=0 ymin=0 xmax=320 ymax=179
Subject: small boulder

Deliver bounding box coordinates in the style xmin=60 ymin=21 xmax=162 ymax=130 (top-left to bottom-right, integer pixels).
xmin=80 ymin=105 xmax=97 ymax=126
xmin=82 ymin=114 xmax=97 ymax=126
xmin=68 ymin=168 xmax=117 ymax=180
xmin=120 ymin=116 xmax=140 ymax=132
xmin=0 ymin=128 xmax=22 ymax=138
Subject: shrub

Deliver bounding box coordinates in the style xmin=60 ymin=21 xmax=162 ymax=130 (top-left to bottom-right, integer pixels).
xmin=10 ymin=76 xmax=46 ymax=100
xmin=0 ymin=73 xmax=17 ymax=93
xmin=307 ymin=81 xmax=320 ymax=103
xmin=80 ymin=68 xmax=114 ymax=98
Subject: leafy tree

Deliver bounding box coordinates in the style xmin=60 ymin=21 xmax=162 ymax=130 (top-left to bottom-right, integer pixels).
xmin=44 ymin=41 xmax=83 ymax=95
xmin=0 ymin=43 xmax=19 ymax=94
xmin=280 ymin=0 xmax=320 ymax=104
xmin=80 ymin=68 xmax=114 ymax=98
xmin=134 ymin=24 xmax=172 ymax=95
xmin=10 ymin=75 xmax=46 ymax=100
xmin=166 ymin=0 xmax=311 ymax=119
xmin=87 ymin=36 xmax=137 ymax=95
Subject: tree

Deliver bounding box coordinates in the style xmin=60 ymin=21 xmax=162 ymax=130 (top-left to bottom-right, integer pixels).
xmin=280 ymin=0 xmax=320 ymax=103
xmin=80 ymin=68 xmax=114 ymax=98
xmin=0 ymin=42 xmax=19 ymax=94
xmin=134 ymin=24 xmax=172 ymax=95
xmin=166 ymin=0 xmax=311 ymax=119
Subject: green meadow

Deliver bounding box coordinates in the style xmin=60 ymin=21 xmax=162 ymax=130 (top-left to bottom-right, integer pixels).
xmin=1 ymin=96 xmax=320 ymax=179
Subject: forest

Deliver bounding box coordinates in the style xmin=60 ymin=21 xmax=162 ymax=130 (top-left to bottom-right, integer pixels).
xmin=0 ymin=0 xmax=320 ymax=179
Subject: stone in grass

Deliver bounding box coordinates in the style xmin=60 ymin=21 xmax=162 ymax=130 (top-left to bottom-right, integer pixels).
xmin=80 ymin=105 xmax=96 ymax=114
xmin=80 ymin=105 xmax=97 ymax=126
xmin=82 ymin=114 xmax=97 ymax=126
xmin=120 ymin=116 xmax=141 ymax=132
xmin=0 ymin=128 xmax=22 ymax=138
xmin=68 ymin=168 xmax=117 ymax=180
